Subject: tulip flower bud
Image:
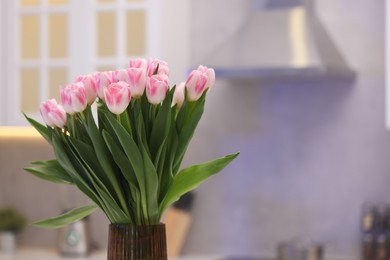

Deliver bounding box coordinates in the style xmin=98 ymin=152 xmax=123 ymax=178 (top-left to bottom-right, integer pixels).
xmin=75 ymin=74 xmax=97 ymax=105
xmin=114 ymin=69 xmax=130 ymax=82
xmin=94 ymin=71 xmax=113 ymax=99
xmin=60 ymin=82 xmax=88 ymax=115
xmin=147 ymin=59 xmax=170 ymax=77
xmin=185 ymin=70 xmax=208 ymax=101
xmin=172 ymin=82 xmax=185 ymax=108
xmin=128 ymin=68 xmax=146 ymax=98
xmin=114 ymin=68 xmax=146 ymax=98
xmin=40 ymin=99 xmax=67 ymax=128
xmin=104 ymin=81 xmax=131 ymax=115
xmin=129 ymin=58 xmax=147 ymax=70
xmin=146 ymin=74 xmax=169 ymax=105
xmin=197 ymin=65 xmax=215 ymax=90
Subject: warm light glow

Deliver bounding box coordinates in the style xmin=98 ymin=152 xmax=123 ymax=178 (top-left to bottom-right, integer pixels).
xmin=288 ymin=7 xmax=309 ymax=68
xmin=0 ymin=127 xmax=43 ymax=138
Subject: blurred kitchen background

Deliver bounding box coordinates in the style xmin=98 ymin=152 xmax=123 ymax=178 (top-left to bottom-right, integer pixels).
xmin=0 ymin=0 xmax=386 ymax=259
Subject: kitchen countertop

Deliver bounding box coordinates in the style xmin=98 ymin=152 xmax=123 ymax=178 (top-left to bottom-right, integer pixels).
xmin=1 ymin=248 xmax=346 ymax=260
xmin=0 ymin=248 xmax=223 ymax=260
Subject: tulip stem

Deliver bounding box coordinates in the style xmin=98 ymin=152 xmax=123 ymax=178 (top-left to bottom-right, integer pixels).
xmin=117 ymin=114 xmax=121 ymax=124
xmin=71 ymin=116 xmax=76 ymax=138
xmin=79 ymin=111 xmax=86 ymax=122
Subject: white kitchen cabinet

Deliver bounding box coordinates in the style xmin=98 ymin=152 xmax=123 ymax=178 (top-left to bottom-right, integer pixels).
xmin=0 ymin=0 xmax=161 ymax=126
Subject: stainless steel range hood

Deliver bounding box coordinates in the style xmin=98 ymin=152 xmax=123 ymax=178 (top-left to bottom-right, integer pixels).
xmin=203 ymin=0 xmax=355 ymax=80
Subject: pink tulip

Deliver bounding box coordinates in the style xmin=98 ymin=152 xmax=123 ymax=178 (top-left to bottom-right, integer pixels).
xmin=114 ymin=68 xmax=146 ymax=98
xmin=114 ymin=69 xmax=130 ymax=83
xmin=185 ymin=70 xmax=208 ymax=101
xmin=104 ymin=81 xmax=131 ymax=115
xmin=129 ymin=58 xmax=147 ymax=70
xmin=94 ymin=71 xmax=113 ymax=99
xmin=146 ymin=74 xmax=169 ymax=105
xmin=60 ymin=82 xmax=88 ymax=115
xmin=128 ymin=68 xmax=146 ymax=98
xmin=147 ymin=59 xmax=170 ymax=77
xmin=172 ymin=82 xmax=185 ymax=108
xmin=197 ymin=65 xmax=215 ymax=90
xmin=75 ymin=74 xmax=97 ymax=104
xmin=40 ymin=99 xmax=67 ymax=128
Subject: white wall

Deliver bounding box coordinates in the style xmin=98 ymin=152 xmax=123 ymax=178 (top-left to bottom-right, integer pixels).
xmin=160 ymin=0 xmax=190 ymax=84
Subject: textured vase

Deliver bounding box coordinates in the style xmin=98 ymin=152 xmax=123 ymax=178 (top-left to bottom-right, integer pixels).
xmin=107 ymin=223 xmax=167 ymax=260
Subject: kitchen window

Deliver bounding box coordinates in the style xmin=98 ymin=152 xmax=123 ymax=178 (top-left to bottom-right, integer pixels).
xmin=0 ymin=0 xmax=160 ymax=126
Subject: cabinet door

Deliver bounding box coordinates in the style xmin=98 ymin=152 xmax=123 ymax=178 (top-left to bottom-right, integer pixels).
xmin=2 ymin=0 xmax=159 ymax=126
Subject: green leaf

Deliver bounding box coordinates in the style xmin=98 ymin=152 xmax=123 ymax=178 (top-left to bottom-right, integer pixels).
xmin=156 ymin=139 xmax=169 ymax=203
xmin=94 ymin=184 xmax=130 ymax=224
xmin=73 ymin=114 xmax=90 ymax=143
xmin=175 ymin=94 xmax=189 ymax=132
xmin=23 ymin=113 xmax=52 ymax=144
xmin=24 ymin=160 xmax=73 ymax=185
xmin=99 ymin=109 xmax=145 ymax=183
xmin=65 ymin=136 xmax=130 ymax=223
xmin=102 ymin=130 xmax=138 ymax=188
xmin=84 ymin=107 xmax=116 ymax=180
xmin=149 ymin=89 xmax=173 ymax=160
xmin=51 ymin=134 xmax=102 ymax=213
xmin=176 ymin=89 xmax=207 ymax=135
xmin=159 ymin=153 xmax=239 ymax=216
xmin=135 ymin=104 xmax=150 ymax=156
xmin=119 ymin=109 xmax=133 ymax=136
xmin=99 ymin=109 xmax=149 ymax=221
xmin=154 ymin=138 xmax=167 ymax=170
xmin=140 ymin=92 xmax=151 ymax=136
xmin=98 ymin=108 xmax=121 ymax=146
xmin=138 ymin=137 xmax=159 ymax=224
xmin=83 ymin=107 xmax=129 ymax=215
xmin=32 ymin=205 xmax=98 ymax=229
xmin=102 ymin=129 xmax=141 ymax=223
xmin=67 ymin=137 xmax=113 ymax=193
xmin=173 ymin=99 xmax=205 ymax=173
xmin=51 ymin=134 xmax=124 ymax=223
xmin=131 ymin=182 xmax=143 ymax=224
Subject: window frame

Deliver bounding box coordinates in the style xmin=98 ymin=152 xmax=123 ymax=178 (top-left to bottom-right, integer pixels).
xmin=0 ymin=1 xmax=5 ymax=124
xmin=1 ymin=0 xmax=160 ymax=126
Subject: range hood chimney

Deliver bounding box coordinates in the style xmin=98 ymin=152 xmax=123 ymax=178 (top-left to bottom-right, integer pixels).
xmin=203 ymin=0 xmax=355 ymax=80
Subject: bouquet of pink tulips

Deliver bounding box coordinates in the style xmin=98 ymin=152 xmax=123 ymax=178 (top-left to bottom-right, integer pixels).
xmin=24 ymin=58 xmax=238 ymax=227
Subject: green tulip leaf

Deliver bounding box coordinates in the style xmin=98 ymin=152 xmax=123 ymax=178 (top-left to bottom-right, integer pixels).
xmin=24 ymin=160 xmax=73 ymax=185
xmin=51 ymin=134 xmax=105 ymax=217
xmin=150 ymin=91 xmax=172 ymax=159
xmin=159 ymin=152 xmax=239 ymax=216
xmin=83 ymin=106 xmax=129 ymax=215
xmin=173 ymin=98 xmax=205 ymax=173
xmin=23 ymin=113 xmax=52 ymax=144
xmin=99 ymin=109 xmax=150 ymax=222
xmin=32 ymin=205 xmax=98 ymax=229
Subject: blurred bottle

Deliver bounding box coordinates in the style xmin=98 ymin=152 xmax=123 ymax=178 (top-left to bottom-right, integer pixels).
xmin=362 ymin=234 xmax=375 ymax=260
xmin=376 ymin=204 xmax=389 ymax=233
xmin=361 ymin=203 xmax=375 ymax=233
xmin=376 ymin=234 xmax=389 ymax=260
xmin=361 ymin=203 xmax=390 ymax=260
